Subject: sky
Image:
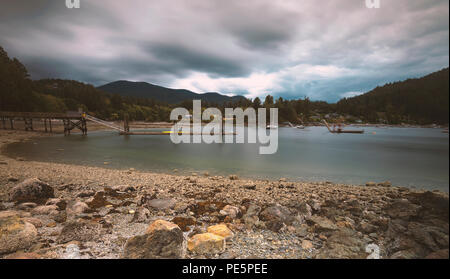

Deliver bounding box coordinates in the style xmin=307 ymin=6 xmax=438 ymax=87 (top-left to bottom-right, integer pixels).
xmin=0 ymin=0 xmax=448 ymax=102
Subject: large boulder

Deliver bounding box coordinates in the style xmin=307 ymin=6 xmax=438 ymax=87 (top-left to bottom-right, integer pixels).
xmin=259 ymin=205 xmax=295 ymax=232
xmin=122 ymin=220 xmax=184 ymax=259
xmin=0 ymin=211 xmax=38 ymax=254
xmin=9 ymin=178 xmax=54 ymax=204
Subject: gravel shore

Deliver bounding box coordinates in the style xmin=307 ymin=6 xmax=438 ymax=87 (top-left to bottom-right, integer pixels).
xmin=0 ymin=130 xmax=448 ymax=259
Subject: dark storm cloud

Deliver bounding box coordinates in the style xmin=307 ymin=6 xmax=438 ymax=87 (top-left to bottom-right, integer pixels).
xmin=210 ymin=1 xmax=300 ymax=51
xmin=144 ymin=43 xmax=250 ymax=77
xmin=0 ymin=0 xmax=448 ymax=101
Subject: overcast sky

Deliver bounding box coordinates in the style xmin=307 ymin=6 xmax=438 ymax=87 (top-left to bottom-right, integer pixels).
xmin=0 ymin=0 xmax=448 ymax=102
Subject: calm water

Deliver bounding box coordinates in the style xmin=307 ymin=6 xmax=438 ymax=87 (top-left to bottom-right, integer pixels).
xmin=5 ymin=126 xmax=449 ymax=192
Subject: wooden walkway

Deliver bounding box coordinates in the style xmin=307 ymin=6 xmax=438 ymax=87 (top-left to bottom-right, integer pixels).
xmin=1 ymin=111 xmax=237 ymax=136
xmin=0 ymin=111 xmax=87 ymax=135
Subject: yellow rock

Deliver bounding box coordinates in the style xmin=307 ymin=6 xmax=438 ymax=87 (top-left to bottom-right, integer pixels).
xmin=0 ymin=214 xmax=38 ymax=254
xmin=146 ymin=219 xmax=180 ymax=234
xmin=207 ymin=224 xmax=234 ymax=240
xmin=301 ymin=239 xmax=313 ymax=250
xmin=187 ymin=233 xmax=225 ymax=254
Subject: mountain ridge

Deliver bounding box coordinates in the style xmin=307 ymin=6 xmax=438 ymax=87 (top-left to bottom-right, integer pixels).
xmin=97 ymin=80 xmax=245 ymax=104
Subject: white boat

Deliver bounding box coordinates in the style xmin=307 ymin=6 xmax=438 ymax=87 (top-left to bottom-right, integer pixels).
xmin=296 ymin=125 xmax=305 ymax=129
xmin=266 ymin=124 xmax=278 ymax=129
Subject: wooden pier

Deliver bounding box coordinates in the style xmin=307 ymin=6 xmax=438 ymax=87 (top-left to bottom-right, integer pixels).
xmin=0 ymin=111 xmax=87 ymax=135
xmin=322 ymin=120 xmax=364 ymax=134
xmin=1 ymin=111 xmax=238 ymax=136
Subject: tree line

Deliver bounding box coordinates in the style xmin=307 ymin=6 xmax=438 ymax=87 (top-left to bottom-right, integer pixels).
xmin=1 ymin=46 xmax=448 ymax=124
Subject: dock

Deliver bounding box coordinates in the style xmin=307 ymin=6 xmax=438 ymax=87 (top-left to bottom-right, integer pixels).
xmin=1 ymin=111 xmax=237 ymax=136
xmin=322 ymin=120 xmax=364 ymax=134
xmin=0 ymin=111 xmax=87 ymax=135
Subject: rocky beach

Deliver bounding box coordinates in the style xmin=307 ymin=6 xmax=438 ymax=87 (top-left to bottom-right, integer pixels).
xmin=0 ymin=129 xmax=448 ymax=259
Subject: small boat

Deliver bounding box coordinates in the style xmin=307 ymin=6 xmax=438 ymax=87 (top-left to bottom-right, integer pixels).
xmin=296 ymin=125 xmax=305 ymax=129
xmin=322 ymin=120 xmax=364 ymax=134
xmin=266 ymin=124 xmax=278 ymax=129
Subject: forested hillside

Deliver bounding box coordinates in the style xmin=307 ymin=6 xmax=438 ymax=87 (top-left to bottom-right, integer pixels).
xmin=1 ymin=46 xmax=448 ymax=124
xmin=336 ymin=68 xmax=449 ymax=124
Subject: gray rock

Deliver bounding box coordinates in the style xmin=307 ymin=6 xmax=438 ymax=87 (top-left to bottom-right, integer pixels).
xmin=390 ymin=249 xmax=419 ymax=259
xmin=52 ymin=211 xmax=67 ymax=223
xmin=130 ymin=207 xmax=151 ymax=223
xmin=46 ymin=198 xmax=67 ymax=210
xmin=66 ymin=201 xmax=90 ymax=216
xmin=293 ymin=201 xmax=312 ymax=219
xmin=259 ymin=205 xmax=295 ymax=232
xmin=57 ymin=221 xmax=103 ymax=243
xmin=63 ymin=244 xmax=81 ymax=259
xmin=385 ymin=199 xmax=421 ymax=220
xmin=243 ymin=183 xmax=256 ymax=190
xmin=408 ymin=222 xmax=445 ymax=252
xmin=9 ymin=178 xmax=54 ymax=204
xmin=219 ymin=205 xmax=241 ymax=219
xmin=17 ymin=202 xmax=38 ymax=210
xmin=425 ymin=249 xmax=449 ymax=259
xmin=377 ymin=181 xmax=392 ymax=187
xmin=242 ymin=204 xmax=262 ymax=228
xmin=31 ymin=205 xmax=59 ymax=216
xmin=76 ymin=190 xmax=95 ymax=198
xmin=358 ymin=220 xmax=377 ymax=234
xmin=407 ymin=191 xmax=449 ymax=221
xmin=122 ymin=220 xmax=184 ymax=259
xmin=316 ymin=228 xmax=367 ymax=259
xmin=306 ymin=215 xmax=338 ymax=233
xmin=147 ymin=198 xmax=176 ymax=210
xmin=112 ymin=185 xmax=136 ymax=192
